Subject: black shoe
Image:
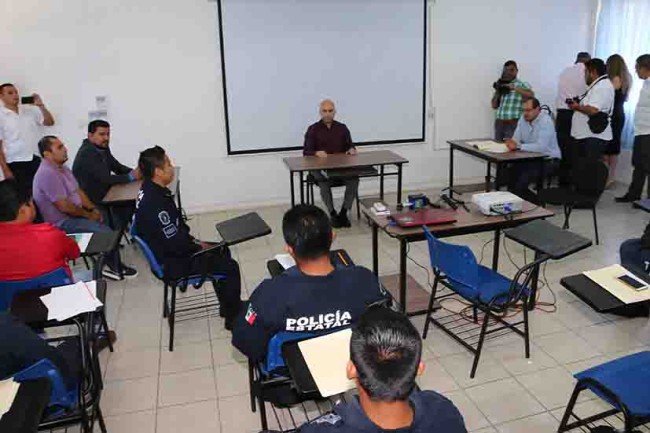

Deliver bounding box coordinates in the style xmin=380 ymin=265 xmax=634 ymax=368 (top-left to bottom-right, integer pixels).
xmin=330 ymin=211 xmax=342 ymax=228
xmin=101 ymin=264 xmax=138 ymax=281
xmin=615 ymin=194 xmax=638 ymax=203
xmin=338 ymin=210 xmax=351 ymax=228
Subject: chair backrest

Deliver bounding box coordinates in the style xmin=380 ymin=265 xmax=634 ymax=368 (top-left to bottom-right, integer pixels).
xmin=572 ymin=160 xmax=609 ymax=198
xmin=264 ymin=331 xmax=317 ymax=375
xmin=12 ymin=358 xmax=77 ymax=413
xmin=423 ymin=227 xmax=480 ymax=288
xmin=0 ymin=267 xmax=72 ymax=311
xmin=130 ymin=219 xmax=164 ymax=279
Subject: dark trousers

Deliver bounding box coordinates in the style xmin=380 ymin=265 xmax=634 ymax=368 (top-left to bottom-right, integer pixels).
xmin=620 ymin=239 xmax=650 ymax=274
xmin=507 ymin=161 xmax=550 ymax=204
xmin=184 ymin=247 xmax=241 ymax=320
xmin=568 ymin=137 xmax=607 ymax=175
xmin=626 ymin=135 xmax=650 ymax=199
xmin=8 ymin=155 xmax=41 ymax=197
xmin=99 ymin=203 xmax=135 ymax=232
xmin=494 ymin=119 xmax=517 ymax=141
xmin=556 ymin=109 xmax=573 ymax=185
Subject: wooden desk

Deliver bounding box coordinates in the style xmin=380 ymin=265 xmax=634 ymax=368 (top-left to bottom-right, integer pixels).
xmin=102 ymin=166 xmax=181 ymax=205
xmin=282 ymin=151 xmax=408 ymax=207
xmin=361 ymin=198 xmax=553 ymax=315
xmin=447 ymin=139 xmax=548 ymax=199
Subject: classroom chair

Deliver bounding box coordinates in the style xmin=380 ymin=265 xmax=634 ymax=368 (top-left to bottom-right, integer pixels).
xmin=421 ymin=227 xmax=542 ymax=378
xmin=130 ymin=224 xmax=226 ymax=351
xmin=557 ymin=350 xmax=650 ymax=432
xmin=537 ymin=160 xmax=608 ymax=244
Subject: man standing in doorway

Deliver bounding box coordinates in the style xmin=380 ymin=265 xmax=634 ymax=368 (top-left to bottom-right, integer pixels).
xmin=556 ymin=52 xmax=591 ymax=185
xmin=303 ymin=100 xmax=358 ymax=228
xmin=616 ymin=54 xmax=650 ymax=203
xmin=0 ymin=83 xmax=55 ymax=195
xmin=491 ymin=61 xmax=534 ymax=141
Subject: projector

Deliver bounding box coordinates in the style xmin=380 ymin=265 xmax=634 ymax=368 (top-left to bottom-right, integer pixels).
xmin=472 ymin=191 xmax=524 ymax=216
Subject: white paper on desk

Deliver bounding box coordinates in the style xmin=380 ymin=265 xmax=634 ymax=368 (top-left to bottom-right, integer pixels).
xmin=40 ymin=281 xmax=102 ymax=321
xmin=67 ymin=233 xmax=93 ymax=253
xmin=466 ymin=140 xmax=510 ymax=153
xmin=0 ymin=378 xmax=20 ymax=419
xmin=583 ymin=264 xmax=650 ymax=304
xmin=274 ymin=254 xmax=296 ymax=270
xmin=298 ymin=329 xmax=355 ymax=397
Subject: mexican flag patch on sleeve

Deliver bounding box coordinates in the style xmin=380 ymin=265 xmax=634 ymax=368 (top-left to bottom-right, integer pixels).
xmin=245 ymin=304 xmax=257 ymax=325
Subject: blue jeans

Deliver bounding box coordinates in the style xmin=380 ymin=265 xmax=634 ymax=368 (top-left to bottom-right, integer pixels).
xmin=59 ymin=218 xmax=120 ymax=269
xmin=619 ymin=238 xmax=650 ymax=274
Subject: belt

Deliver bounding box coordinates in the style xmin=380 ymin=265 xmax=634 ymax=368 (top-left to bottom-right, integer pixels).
xmin=496 ymin=119 xmax=518 ymax=125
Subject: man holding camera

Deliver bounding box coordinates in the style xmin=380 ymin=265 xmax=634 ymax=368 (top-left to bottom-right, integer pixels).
xmin=491 ymin=60 xmax=534 ymax=141
xmin=0 ymin=83 xmax=55 ymax=194
xmin=567 ymin=58 xmax=614 ymax=166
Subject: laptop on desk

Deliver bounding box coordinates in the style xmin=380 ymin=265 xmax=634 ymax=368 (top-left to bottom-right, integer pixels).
xmin=391 ymin=208 xmax=457 ymax=228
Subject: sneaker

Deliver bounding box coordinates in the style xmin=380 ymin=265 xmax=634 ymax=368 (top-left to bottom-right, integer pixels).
xmin=330 ymin=211 xmax=342 ymax=228
xmin=121 ymin=264 xmax=138 ymax=279
xmin=101 ymin=267 xmax=122 ymax=281
xmin=338 ymin=210 xmax=351 ymax=228
xmin=615 ymin=194 xmax=638 ymax=203
xmin=102 ymin=264 xmax=138 ymax=281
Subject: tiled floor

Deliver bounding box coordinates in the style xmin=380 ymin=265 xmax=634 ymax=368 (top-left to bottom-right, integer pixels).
xmin=79 ymin=183 xmax=650 ymax=432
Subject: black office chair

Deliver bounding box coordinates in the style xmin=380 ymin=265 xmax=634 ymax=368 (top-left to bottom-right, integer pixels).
xmin=537 ymin=160 xmax=608 ymax=245
xmin=305 ymin=173 xmax=364 ymax=220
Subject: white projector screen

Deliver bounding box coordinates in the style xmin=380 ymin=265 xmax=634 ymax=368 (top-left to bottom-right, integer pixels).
xmin=218 ymin=0 xmax=427 ymax=155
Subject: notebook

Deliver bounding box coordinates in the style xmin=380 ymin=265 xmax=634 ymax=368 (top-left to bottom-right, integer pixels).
xmin=467 ymin=140 xmax=510 ymax=153
xmin=298 ymin=329 xmax=355 ymax=397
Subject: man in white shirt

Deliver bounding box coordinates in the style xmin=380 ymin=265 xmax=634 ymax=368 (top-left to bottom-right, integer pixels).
xmin=504 ymin=98 xmax=561 ymax=203
xmin=0 ymin=83 xmax=55 ymax=196
xmin=567 ymin=58 xmax=614 ymax=167
xmin=556 ymin=52 xmax=590 ymax=185
xmin=616 ymin=54 xmax=650 ymax=203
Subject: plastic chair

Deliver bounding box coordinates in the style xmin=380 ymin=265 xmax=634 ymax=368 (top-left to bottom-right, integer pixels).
xmin=130 ymin=224 xmax=226 ymax=351
xmin=537 ymin=160 xmax=608 ymax=244
xmin=422 ymin=227 xmax=542 ymax=378
xmin=0 ymin=268 xmax=72 ymax=311
xmin=557 ymin=351 xmax=650 ymax=432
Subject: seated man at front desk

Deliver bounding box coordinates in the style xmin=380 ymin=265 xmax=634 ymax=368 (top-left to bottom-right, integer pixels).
xmin=304 ymin=99 xmax=359 ymax=228
xmin=504 ymin=97 xmax=561 ymax=203
xmin=231 ymin=204 xmax=389 ymax=362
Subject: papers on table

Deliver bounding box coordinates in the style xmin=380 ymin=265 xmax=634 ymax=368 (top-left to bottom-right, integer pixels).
xmin=40 ymin=281 xmax=103 ymax=321
xmin=298 ymin=328 xmax=355 ymax=397
xmin=0 ymin=378 xmax=20 ymax=419
xmin=467 ymin=140 xmax=510 ymax=153
xmin=274 ymin=254 xmax=296 ymax=270
xmin=583 ymin=264 xmax=650 ymax=304
xmin=68 ymin=233 xmax=93 ymax=253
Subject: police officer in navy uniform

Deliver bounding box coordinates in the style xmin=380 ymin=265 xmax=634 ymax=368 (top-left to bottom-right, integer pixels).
xmin=133 ymin=146 xmax=242 ymax=328
xmin=231 ymin=204 xmax=389 ymax=362
xmin=300 ymin=307 xmax=467 ymax=433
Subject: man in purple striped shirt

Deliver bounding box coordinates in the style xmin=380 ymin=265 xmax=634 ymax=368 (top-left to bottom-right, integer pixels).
xmin=303 ymin=100 xmax=358 ymax=228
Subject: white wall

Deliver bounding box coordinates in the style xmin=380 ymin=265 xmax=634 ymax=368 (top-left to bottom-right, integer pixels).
xmin=0 ymin=0 xmax=597 ymax=212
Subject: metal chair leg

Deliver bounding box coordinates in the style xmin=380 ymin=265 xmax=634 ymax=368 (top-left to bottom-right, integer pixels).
xmin=592 ymin=206 xmax=600 ymax=245
xmin=562 ymin=204 xmax=573 ymax=230
xmin=470 ymin=310 xmax=491 ymax=378
xmin=356 ymin=190 xmax=361 ymax=220
xmin=422 ymin=275 xmax=440 ymax=339
xmin=557 ymin=383 xmax=583 ymax=432
xmin=163 ymin=283 xmax=169 ymax=318
xmin=168 ymin=285 xmax=177 ymax=351
xmin=248 ymin=360 xmax=257 ymax=413
xmin=100 ymin=311 xmax=113 ymax=352
xmin=522 ymin=297 xmax=530 ymax=358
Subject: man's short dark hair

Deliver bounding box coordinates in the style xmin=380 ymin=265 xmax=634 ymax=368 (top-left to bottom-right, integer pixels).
xmin=524 ymin=97 xmax=541 ymax=109
xmin=585 ymin=58 xmax=607 ymax=77
xmin=88 ymin=120 xmax=110 ymax=134
xmin=38 ymin=135 xmax=58 ymax=157
xmin=637 ymin=54 xmax=650 ymax=71
xmin=575 ymin=52 xmax=591 ymax=63
xmin=503 ymin=60 xmax=518 ymax=69
xmin=282 ymin=205 xmax=332 ymax=260
xmin=0 ymin=180 xmax=32 ymax=222
xmin=350 ymin=307 xmax=422 ymax=401
xmin=138 ymin=145 xmax=167 ymax=179
xmin=0 ymin=83 xmax=15 ymax=94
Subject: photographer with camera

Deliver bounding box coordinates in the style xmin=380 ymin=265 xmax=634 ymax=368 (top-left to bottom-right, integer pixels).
xmin=567 ymin=58 xmax=614 ymax=167
xmin=491 ymin=60 xmax=534 ymax=141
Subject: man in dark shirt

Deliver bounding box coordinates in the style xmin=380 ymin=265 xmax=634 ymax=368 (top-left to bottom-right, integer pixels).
xmin=231 ymin=204 xmax=389 ymax=362
xmin=133 ymin=146 xmax=242 ymax=328
xmin=299 ymin=307 xmax=467 ymax=433
xmin=304 ymin=100 xmax=358 ymax=228
xmin=72 ymin=120 xmax=141 ymax=230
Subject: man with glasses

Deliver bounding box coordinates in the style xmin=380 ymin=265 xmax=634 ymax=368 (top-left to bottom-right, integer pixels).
xmin=504 ymin=97 xmax=560 ymax=203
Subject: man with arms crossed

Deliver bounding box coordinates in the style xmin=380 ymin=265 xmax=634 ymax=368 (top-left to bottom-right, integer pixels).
xmin=304 ymin=100 xmax=358 ymax=228
xmin=0 ymin=83 xmax=54 ymax=193
xmin=300 ymin=307 xmax=467 ymax=433
xmin=232 ymin=204 xmax=389 ymax=362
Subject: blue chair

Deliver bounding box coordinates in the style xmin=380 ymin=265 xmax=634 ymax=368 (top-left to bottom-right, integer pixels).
xmin=130 ymin=224 xmax=226 ymax=351
xmin=0 ymin=268 xmax=72 ymax=311
xmin=422 ymin=227 xmax=542 ymax=378
xmin=558 ymin=351 xmax=650 ymax=432
xmin=12 ymin=359 xmax=77 ymax=416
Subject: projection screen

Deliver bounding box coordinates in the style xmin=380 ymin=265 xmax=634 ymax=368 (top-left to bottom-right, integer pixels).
xmin=218 ymin=0 xmax=427 ymax=155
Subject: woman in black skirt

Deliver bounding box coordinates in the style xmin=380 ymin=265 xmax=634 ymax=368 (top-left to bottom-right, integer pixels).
xmin=605 ymin=54 xmax=633 ymax=187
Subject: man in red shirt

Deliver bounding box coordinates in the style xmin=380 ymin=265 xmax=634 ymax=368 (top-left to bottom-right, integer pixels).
xmin=0 ymin=180 xmax=80 ymax=281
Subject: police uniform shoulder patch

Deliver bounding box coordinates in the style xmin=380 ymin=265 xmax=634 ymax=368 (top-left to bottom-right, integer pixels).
xmin=158 ymin=210 xmax=171 ymax=225
xmin=311 ymin=413 xmax=341 ymax=426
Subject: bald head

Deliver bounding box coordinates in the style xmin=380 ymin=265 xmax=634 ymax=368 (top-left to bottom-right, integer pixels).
xmin=319 ymin=99 xmax=336 ymax=126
